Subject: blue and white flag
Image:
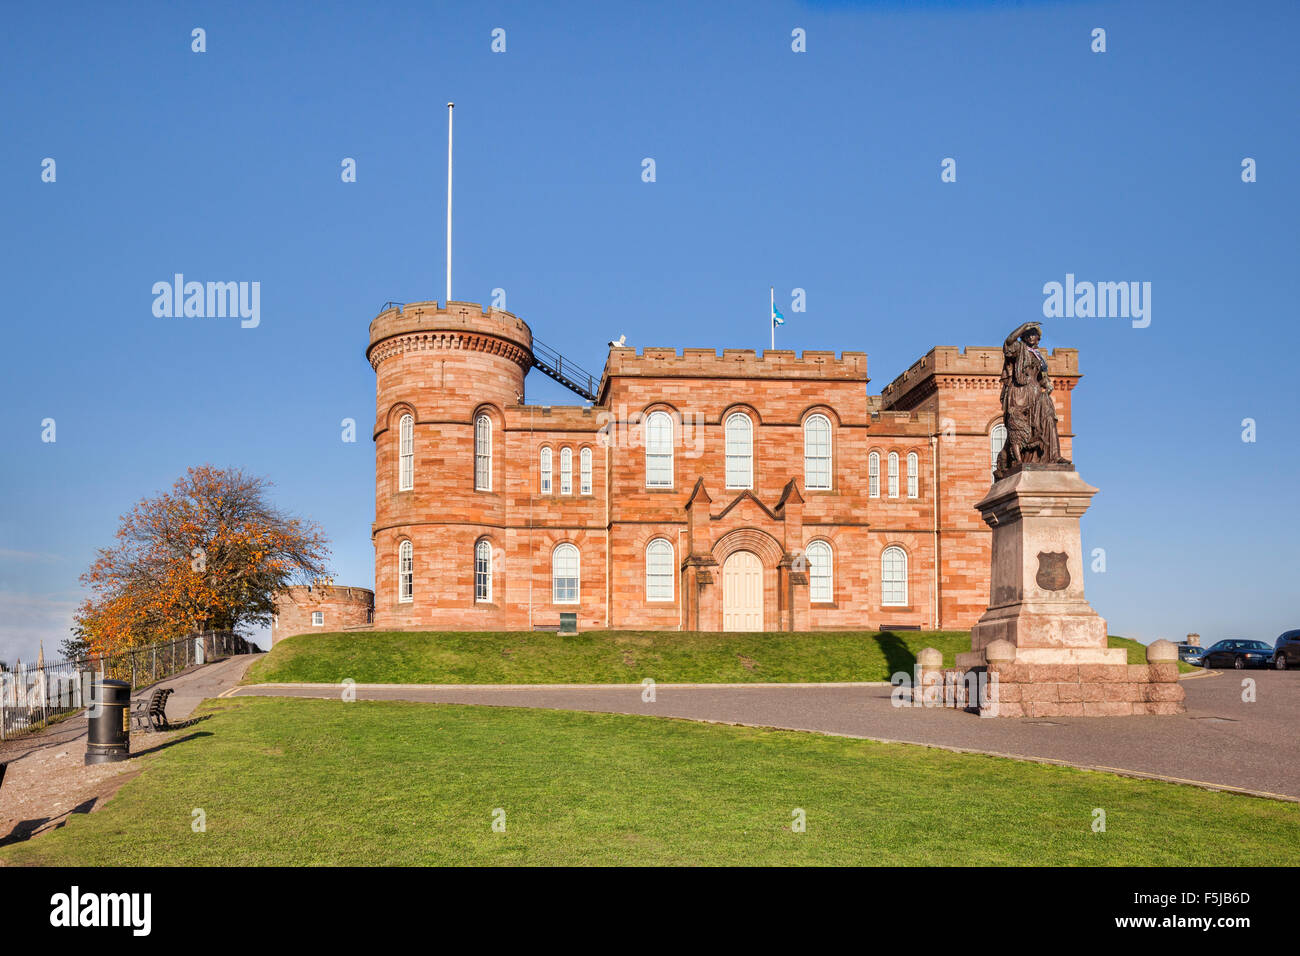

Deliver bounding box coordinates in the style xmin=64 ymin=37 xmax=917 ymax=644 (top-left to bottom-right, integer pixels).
xmin=771 ymin=302 xmax=785 ymax=327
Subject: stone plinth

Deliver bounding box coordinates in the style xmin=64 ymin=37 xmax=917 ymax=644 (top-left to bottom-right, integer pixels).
xmin=959 ymin=466 xmax=1185 ymax=717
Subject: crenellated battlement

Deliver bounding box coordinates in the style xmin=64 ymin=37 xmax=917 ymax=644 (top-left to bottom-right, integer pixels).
xmin=367 ymin=300 xmax=533 ymax=368
xmin=881 ymin=345 xmax=1080 ymax=408
xmin=601 ymin=347 xmax=868 ymax=393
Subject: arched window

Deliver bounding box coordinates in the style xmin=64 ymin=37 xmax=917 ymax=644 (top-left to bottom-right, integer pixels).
xmin=907 ymin=452 xmax=919 ymax=498
xmin=474 ymin=539 xmax=492 ymax=603
xmin=474 ymin=414 xmax=492 ymax=491
xmin=725 ymin=412 xmax=753 ymax=489
xmin=882 ymin=546 xmax=908 ymax=607
xmin=645 ymin=538 xmax=674 ymax=602
xmin=560 ymin=447 xmax=573 ymax=495
xmin=398 ymin=414 xmax=414 ymax=491
xmin=868 ymin=451 xmax=880 ymax=498
xmin=804 ymin=414 xmax=832 ymax=490
xmin=806 ymin=540 xmax=833 ymax=603
xmin=887 ymin=452 xmax=899 ymax=498
xmin=645 ymin=411 xmax=673 ymax=488
xmin=580 ymin=447 xmax=592 ymax=495
xmin=990 ymin=423 xmax=1008 ymax=478
xmin=552 ymin=543 xmax=580 ymax=604
xmin=398 ymin=540 xmax=414 ymax=603
xmin=540 ymin=447 xmax=553 ymax=494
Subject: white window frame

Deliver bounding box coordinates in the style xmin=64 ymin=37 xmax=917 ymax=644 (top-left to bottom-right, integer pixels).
xmin=579 ymin=447 xmax=592 ymax=495
xmin=475 ymin=539 xmax=492 ymax=603
xmin=311 ymin=610 xmax=324 ymax=626
xmin=474 ymin=414 xmax=492 ymax=491
xmin=399 ymin=540 xmax=414 ymax=603
xmin=398 ymin=414 xmax=414 ymax=491
xmin=907 ymin=452 xmax=919 ymax=498
xmin=645 ymin=537 xmax=674 ymax=602
xmin=990 ymin=423 xmax=1008 ymax=478
xmin=540 ymin=447 xmax=553 ymax=494
xmin=560 ymin=447 xmax=573 ymax=495
xmin=552 ymin=543 xmax=580 ymax=604
xmin=807 ymin=540 xmax=833 ymax=603
xmin=868 ymin=451 xmax=880 ymax=498
xmin=645 ymin=411 xmax=673 ymax=488
xmin=882 ymin=546 xmax=908 ymax=607
xmin=804 ymin=414 xmax=832 ymax=490
xmin=887 ymin=452 xmax=899 ymax=499
xmin=724 ymin=412 xmax=753 ymax=489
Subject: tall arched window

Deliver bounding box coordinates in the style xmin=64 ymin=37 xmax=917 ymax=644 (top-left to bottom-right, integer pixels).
xmin=474 ymin=414 xmax=492 ymax=491
xmin=552 ymin=543 xmax=580 ymax=604
xmin=882 ymin=546 xmax=908 ymax=607
xmin=540 ymin=447 xmax=553 ymax=494
xmin=887 ymin=452 xmax=899 ymax=498
xmin=806 ymin=540 xmax=833 ymax=603
xmin=725 ymin=412 xmax=753 ymax=489
xmin=868 ymin=451 xmax=880 ymax=498
xmin=990 ymin=423 xmax=1008 ymax=478
xmin=645 ymin=411 xmax=673 ymax=488
xmin=579 ymin=447 xmax=592 ymax=495
xmin=560 ymin=447 xmax=573 ymax=495
xmin=398 ymin=414 xmax=414 ymax=491
xmin=645 ymin=538 xmax=674 ymax=602
xmin=398 ymin=540 xmax=414 ymax=603
xmin=804 ymin=414 xmax=832 ymax=490
xmin=475 ymin=539 xmax=492 ymax=603
xmin=907 ymin=452 xmax=919 ymax=498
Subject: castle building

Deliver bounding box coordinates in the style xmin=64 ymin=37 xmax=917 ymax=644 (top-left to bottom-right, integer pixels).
xmin=354 ymin=300 xmax=1080 ymax=634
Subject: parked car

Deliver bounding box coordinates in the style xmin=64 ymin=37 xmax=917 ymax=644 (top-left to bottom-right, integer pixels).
xmin=1176 ymin=643 xmax=1205 ymax=666
xmin=1201 ymin=639 xmax=1274 ymax=670
xmin=1273 ymin=630 xmax=1300 ymax=670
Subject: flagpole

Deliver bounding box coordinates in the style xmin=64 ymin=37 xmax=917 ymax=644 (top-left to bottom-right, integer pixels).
xmin=446 ymin=102 xmax=454 ymax=303
xmin=770 ymin=286 xmax=774 ymax=350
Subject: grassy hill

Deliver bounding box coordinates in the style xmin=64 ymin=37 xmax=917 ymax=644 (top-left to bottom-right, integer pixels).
xmin=245 ymin=629 xmax=1180 ymax=685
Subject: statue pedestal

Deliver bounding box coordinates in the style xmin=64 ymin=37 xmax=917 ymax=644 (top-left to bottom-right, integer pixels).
xmin=957 ymin=465 xmax=1185 ymax=717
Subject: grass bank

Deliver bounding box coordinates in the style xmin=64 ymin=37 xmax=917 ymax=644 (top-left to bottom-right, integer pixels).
xmin=246 ymin=630 xmax=1183 ymax=685
xmin=2 ymin=697 xmax=1293 ymax=866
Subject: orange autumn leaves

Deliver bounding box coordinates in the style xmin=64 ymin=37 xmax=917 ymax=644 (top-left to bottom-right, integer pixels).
xmin=73 ymin=465 xmax=330 ymax=656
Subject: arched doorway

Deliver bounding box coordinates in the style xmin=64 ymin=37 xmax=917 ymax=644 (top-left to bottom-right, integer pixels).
xmin=722 ymin=550 xmax=763 ymax=631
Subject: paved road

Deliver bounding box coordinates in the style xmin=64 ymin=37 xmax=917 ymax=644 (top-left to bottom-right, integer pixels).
xmin=233 ymin=669 xmax=1300 ymax=800
xmin=0 ymin=653 xmax=263 ymax=764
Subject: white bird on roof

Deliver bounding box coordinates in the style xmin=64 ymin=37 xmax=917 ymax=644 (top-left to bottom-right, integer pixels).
xmin=608 ymin=335 xmax=626 ymax=348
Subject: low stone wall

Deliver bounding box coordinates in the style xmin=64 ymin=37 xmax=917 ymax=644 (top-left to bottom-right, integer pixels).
xmin=982 ymin=659 xmax=1183 ymax=718
xmin=910 ymin=640 xmax=1187 ymax=717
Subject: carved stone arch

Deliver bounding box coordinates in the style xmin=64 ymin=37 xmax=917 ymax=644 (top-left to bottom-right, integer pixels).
xmin=711 ymin=527 xmax=785 ymax=569
xmin=798 ymin=404 xmax=842 ymax=427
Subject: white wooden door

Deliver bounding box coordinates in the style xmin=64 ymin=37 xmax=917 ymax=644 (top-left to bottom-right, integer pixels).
xmin=722 ymin=551 xmax=763 ymax=632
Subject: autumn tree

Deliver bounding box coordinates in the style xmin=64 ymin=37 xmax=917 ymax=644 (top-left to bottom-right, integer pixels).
xmin=72 ymin=465 xmax=330 ymax=656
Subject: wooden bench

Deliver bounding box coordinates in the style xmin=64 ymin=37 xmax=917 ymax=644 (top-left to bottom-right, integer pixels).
xmin=130 ymin=687 xmax=174 ymax=732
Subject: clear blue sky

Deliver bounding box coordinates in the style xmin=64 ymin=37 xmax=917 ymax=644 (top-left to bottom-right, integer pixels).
xmin=2 ymin=0 xmax=1297 ymax=663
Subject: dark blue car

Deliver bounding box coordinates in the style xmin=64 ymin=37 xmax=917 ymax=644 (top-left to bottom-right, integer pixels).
xmin=1201 ymin=639 xmax=1273 ymax=670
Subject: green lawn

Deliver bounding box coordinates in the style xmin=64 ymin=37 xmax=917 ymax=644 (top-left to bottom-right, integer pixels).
xmin=246 ymin=629 xmax=1183 ymax=685
xmin=3 ymin=697 xmax=1294 ymax=866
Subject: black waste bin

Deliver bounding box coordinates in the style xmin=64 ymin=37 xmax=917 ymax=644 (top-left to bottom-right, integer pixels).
xmin=85 ymin=678 xmax=131 ymax=765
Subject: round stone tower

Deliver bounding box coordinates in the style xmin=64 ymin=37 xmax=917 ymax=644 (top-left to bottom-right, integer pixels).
xmin=367 ymin=300 xmax=533 ymax=627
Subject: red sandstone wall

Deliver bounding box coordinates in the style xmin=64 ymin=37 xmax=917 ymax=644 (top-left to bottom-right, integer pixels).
xmin=365 ymin=308 xmax=1083 ymax=634
xmin=272 ymin=585 xmax=374 ymax=644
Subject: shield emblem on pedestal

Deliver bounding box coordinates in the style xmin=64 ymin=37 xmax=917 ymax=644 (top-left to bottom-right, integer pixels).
xmin=1035 ymin=552 xmax=1070 ymax=591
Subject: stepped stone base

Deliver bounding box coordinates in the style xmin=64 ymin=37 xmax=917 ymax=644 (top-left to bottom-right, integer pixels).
xmin=937 ymin=465 xmax=1186 ymax=717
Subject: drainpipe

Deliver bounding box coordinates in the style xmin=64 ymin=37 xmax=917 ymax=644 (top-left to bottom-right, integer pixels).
xmin=930 ymin=432 xmax=940 ymax=630
xmin=605 ymin=424 xmax=611 ymax=629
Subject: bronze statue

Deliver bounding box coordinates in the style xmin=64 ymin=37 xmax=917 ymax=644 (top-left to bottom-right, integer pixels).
xmin=994 ymin=321 xmax=1071 ymax=479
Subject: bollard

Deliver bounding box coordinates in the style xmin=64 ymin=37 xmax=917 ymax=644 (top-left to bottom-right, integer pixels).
xmin=85 ymin=678 xmax=131 ymax=765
